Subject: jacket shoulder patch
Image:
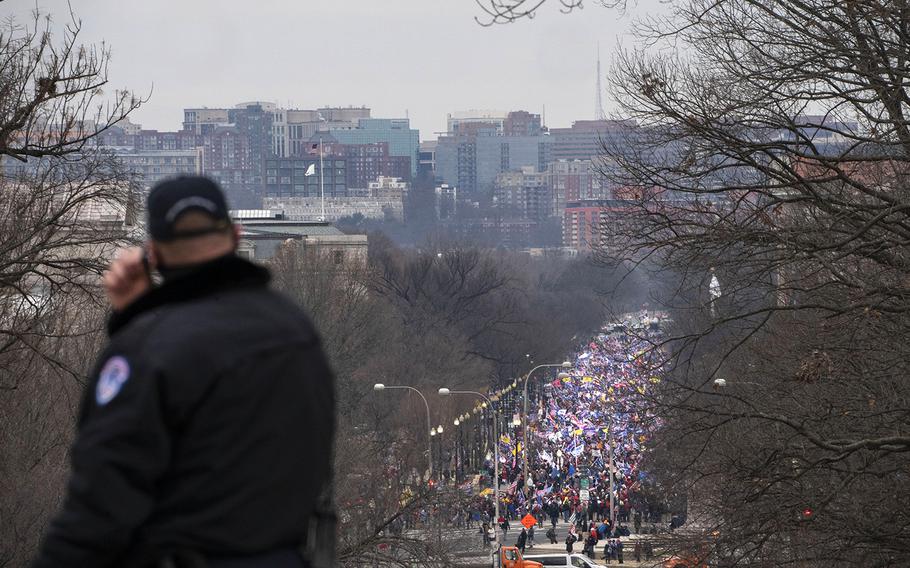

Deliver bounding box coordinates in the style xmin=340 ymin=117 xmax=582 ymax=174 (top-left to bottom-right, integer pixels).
xmin=95 ymin=356 xmax=131 ymax=406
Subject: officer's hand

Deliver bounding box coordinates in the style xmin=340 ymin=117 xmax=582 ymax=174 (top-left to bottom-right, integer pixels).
xmin=103 ymin=247 xmax=153 ymax=311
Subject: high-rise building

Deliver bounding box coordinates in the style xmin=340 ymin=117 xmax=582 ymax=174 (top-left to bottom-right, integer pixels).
xmin=549 ymin=119 xmax=634 ymax=162
xmin=263 ymin=156 xmax=347 ymax=198
xmin=418 ymin=141 xmax=437 ymax=180
xmin=476 ymin=135 xmax=551 ymax=195
xmin=434 ymin=134 xmax=478 ymax=194
xmin=328 ymin=118 xmax=419 ymax=177
xmin=503 ymin=111 xmax=543 ymax=137
xmin=317 ymin=106 xmax=371 ymax=130
xmin=563 ymin=201 xmax=607 ymax=251
xmin=117 ymin=148 xmax=203 ymax=189
xmin=546 ymin=160 xmax=611 ymax=217
xmin=493 ymin=167 xmax=548 ymax=221
xmin=562 ymin=199 xmax=636 ymax=252
xmin=435 ymin=110 xmax=551 ymax=197
xmin=342 ymin=142 xmax=411 ymax=190
xmin=183 ymin=108 xmax=231 ymax=135
xmin=447 ymin=110 xmax=508 ymax=134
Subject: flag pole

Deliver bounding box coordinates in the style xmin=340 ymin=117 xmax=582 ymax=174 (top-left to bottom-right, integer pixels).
xmin=319 ymin=138 xmax=325 ymax=221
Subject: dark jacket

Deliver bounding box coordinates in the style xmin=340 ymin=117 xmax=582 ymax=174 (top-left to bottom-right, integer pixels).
xmin=32 ymin=255 xmax=335 ymax=568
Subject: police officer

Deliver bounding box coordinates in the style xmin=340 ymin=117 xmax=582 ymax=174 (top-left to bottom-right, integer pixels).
xmin=32 ymin=176 xmax=335 ymax=568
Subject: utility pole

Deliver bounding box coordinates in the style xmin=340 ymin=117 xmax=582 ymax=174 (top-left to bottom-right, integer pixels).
xmin=608 ymin=426 xmax=616 ymax=526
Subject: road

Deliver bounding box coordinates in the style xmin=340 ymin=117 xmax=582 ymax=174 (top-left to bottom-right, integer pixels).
xmin=447 ymin=519 xmax=666 ymax=567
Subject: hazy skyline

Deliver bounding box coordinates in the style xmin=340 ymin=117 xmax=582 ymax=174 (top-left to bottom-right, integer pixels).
xmin=8 ymin=1 xmax=652 ymax=139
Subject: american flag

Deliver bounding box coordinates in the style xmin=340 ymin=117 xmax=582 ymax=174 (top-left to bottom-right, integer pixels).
xmin=306 ymin=142 xmax=321 ymax=156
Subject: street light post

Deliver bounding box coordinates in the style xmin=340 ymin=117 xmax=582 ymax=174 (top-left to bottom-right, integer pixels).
xmin=439 ymin=387 xmax=500 ymax=547
xmin=521 ymin=362 xmax=572 ymax=496
xmin=373 ymin=383 xmax=433 ymax=481
xmin=607 ymin=423 xmax=615 ymax=526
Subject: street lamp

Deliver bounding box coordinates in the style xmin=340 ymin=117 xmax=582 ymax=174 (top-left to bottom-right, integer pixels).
xmin=604 ymin=424 xmax=616 ymax=526
xmin=439 ymin=387 xmax=501 ymax=547
xmin=373 ymin=383 xmax=434 ymax=480
xmin=520 ymin=362 xmax=573 ymax=491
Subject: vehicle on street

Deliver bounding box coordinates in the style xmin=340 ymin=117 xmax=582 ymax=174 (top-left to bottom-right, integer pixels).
xmin=493 ymin=546 xmax=544 ymax=568
xmin=523 ymin=553 xmax=605 ymax=568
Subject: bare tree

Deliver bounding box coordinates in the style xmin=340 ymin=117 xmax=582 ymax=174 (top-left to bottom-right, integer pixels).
xmin=473 ymin=0 xmax=586 ymax=25
xmin=593 ymin=0 xmax=910 ymax=565
xmin=0 ymin=8 xmax=142 ymax=161
xmin=270 ymin=238 xmax=628 ymax=565
xmin=0 ymin=7 xmax=141 ymax=565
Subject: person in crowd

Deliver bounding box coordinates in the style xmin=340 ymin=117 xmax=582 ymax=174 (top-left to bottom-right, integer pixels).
xmin=546 ymin=526 xmax=558 ymax=544
xmin=517 ymin=528 xmax=528 ymax=553
xmin=565 ymin=532 xmax=577 ymax=554
xmin=584 ymin=532 xmax=598 ymax=559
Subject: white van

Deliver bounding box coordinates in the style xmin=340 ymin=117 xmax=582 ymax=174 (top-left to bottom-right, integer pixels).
xmin=522 ymin=554 xmax=605 ymax=568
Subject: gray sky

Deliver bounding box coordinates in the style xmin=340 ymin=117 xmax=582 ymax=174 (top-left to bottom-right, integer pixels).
xmin=9 ymin=0 xmax=651 ymax=139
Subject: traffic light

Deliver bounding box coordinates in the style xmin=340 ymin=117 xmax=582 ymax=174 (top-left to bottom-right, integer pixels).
xmin=800 ymin=507 xmax=813 ymax=520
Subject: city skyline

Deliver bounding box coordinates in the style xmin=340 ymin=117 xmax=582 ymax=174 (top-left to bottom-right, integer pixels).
xmin=8 ymin=0 xmax=654 ymax=138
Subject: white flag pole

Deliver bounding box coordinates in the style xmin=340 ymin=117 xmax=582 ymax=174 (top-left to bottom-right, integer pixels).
xmin=319 ymin=138 xmax=325 ymax=222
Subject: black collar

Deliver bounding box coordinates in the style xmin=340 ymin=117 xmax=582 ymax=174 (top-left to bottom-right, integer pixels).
xmin=107 ymin=254 xmax=271 ymax=335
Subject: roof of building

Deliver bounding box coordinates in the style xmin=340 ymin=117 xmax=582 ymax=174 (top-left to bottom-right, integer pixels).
xmin=240 ymin=222 xmax=347 ymax=237
xmin=231 ymin=209 xmax=284 ymax=220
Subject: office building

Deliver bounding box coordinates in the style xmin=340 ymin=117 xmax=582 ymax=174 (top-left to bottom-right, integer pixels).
xmin=328 ymin=118 xmax=419 ymax=177
xmin=549 ymin=119 xmax=633 ymax=162
xmin=263 ymin=156 xmax=347 ymax=198
xmin=342 ymin=142 xmax=411 ymax=189
xmin=435 ymin=110 xmax=551 ymax=197
xmin=418 ymin=141 xmax=437 ymax=179
xmin=232 ymin=209 xmax=368 ymax=264
xmin=447 ymin=110 xmax=508 ymax=134
xmin=117 ymin=148 xmax=203 ymax=189
xmin=503 ymin=111 xmax=543 ymax=136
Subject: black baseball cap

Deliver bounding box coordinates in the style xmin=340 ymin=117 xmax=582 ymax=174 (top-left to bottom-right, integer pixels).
xmin=147 ymin=176 xmax=232 ymax=241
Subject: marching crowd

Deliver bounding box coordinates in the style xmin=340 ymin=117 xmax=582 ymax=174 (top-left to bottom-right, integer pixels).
xmin=471 ymin=315 xmax=666 ymax=559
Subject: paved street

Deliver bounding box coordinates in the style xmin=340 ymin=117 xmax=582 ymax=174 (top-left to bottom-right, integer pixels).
xmin=448 ymin=519 xmax=667 ymax=567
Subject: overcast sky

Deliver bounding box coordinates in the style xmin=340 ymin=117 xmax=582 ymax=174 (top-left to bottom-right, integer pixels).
xmin=8 ymin=0 xmax=655 ymax=139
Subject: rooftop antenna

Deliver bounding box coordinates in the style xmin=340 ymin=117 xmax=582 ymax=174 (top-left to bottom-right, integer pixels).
xmin=596 ymin=43 xmax=606 ymax=121
xmin=542 ymin=104 xmax=546 ymax=129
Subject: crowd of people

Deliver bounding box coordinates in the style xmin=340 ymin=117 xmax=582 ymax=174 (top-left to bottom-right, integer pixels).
xmin=473 ymin=314 xmax=666 ymax=554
